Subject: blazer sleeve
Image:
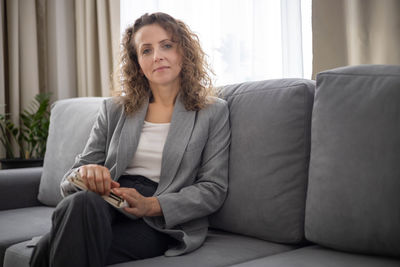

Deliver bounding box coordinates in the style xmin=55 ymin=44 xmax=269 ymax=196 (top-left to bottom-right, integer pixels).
xmin=60 ymin=99 xmax=109 ymax=197
xmin=157 ymin=100 xmax=231 ymax=229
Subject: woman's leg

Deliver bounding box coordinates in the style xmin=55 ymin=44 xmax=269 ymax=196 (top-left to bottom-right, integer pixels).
xmin=106 ymin=216 xmax=173 ymax=265
xmin=105 ymin=175 xmax=175 ymax=265
xmin=30 ymin=190 xmax=116 ymax=267
xmin=31 ymin=175 xmax=174 ymax=267
xmin=29 ymin=232 xmax=50 ymax=267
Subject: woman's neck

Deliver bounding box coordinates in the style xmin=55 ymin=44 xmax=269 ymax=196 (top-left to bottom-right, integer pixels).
xmin=150 ymin=84 xmax=180 ymax=107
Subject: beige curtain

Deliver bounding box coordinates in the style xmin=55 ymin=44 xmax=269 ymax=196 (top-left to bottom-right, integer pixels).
xmin=312 ymin=0 xmax=400 ymax=78
xmin=0 ymin=0 xmax=5 ymax=158
xmin=0 ymin=0 xmax=120 ymax=158
xmin=2 ymin=0 xmax=41 ymax=119
xmin=0 ymin=0 xmax=41 ymax=158
xmin=75 ymin=0 xmax=120 ymax=97
xmin=0 ymin=0 xmax=6 ymax=118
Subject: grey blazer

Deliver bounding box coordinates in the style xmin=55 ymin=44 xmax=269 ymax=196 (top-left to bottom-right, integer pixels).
xmin=60 ymin=95 xmax=230 ymax=256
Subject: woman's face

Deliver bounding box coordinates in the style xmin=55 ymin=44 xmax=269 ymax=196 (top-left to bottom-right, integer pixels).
xmin=134 ymin=24 xmax=182 ymax=90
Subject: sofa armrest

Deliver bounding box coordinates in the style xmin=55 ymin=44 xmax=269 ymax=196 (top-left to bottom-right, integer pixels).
xmin=0 ymin=167 xmax=43 ymax=210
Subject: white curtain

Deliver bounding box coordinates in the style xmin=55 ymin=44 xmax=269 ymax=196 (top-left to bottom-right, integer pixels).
xmin=120 ymin=0 xmax=312 ymax=86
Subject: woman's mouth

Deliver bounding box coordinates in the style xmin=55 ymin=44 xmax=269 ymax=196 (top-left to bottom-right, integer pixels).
xmin=153 ymin=66 xmax=169 ymax=72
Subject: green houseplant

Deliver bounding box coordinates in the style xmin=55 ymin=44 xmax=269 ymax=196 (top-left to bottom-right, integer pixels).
xmin=0 ymin=92 xmax=51 ymax=169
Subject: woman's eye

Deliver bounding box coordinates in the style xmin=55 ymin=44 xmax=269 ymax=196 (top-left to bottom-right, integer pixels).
xmin=163 ymin=44 xmax=172 ymax=49
xmin=142 ymin=49 xmax=151 ymax=55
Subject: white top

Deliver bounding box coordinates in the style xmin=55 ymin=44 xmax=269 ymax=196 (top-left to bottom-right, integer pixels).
xmin=123 ymin=121 xmax=170 ymax=183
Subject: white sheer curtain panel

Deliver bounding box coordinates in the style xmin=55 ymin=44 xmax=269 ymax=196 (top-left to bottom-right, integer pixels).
xmin=121 ymin=0 xmax=312 ymax=85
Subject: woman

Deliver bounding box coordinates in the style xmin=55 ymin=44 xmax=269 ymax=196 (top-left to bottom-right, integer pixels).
xmin=30 ymin=12 xmax=230 ymax=267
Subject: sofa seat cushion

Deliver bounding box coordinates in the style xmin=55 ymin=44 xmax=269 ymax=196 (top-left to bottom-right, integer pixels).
xmin=0 ymin=206 xmax=53 ymax=265
xmin=4 ymin=229 xmax=297 ymax=267
xmin=230 ymin=245 xmax=400 ymax=267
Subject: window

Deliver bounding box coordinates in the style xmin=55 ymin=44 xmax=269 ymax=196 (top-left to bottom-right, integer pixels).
xmin=121 ymin=0 xmax=312 ymax=85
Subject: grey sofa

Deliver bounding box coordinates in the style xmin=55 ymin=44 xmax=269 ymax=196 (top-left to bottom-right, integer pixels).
xmin=1 ymin=65 xmax=399 ymax=267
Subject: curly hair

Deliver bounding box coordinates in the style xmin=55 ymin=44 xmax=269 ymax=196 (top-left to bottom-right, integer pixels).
xmin=114 ymin=12 xmax=215 ymax=115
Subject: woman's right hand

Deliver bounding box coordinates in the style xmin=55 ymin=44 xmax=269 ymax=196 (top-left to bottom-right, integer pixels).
xmin=78 ymin=164 xmax=120 ymax=196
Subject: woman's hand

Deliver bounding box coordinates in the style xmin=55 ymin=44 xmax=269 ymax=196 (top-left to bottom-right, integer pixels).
xmin=112 ymin=188 xmax=162 ymax=217
xmin=78 ymin=164 xmax=120 ymax=195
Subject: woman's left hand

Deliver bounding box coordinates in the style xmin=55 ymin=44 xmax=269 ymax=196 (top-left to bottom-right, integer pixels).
xmin=112 ymin=188 xmax=163 ymax=217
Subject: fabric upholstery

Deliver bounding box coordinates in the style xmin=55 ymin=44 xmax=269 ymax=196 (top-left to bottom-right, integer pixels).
xmin=230 ymin=245 xmax=400 ymax=267
xmin=0 ymin=168 xmax=42 ymax=211
xmin=210 ymin=79 xmax=315 ymax=244
xmin=306 ymin=65 xmax=400 ymax=257
xmin=3 ymin=242 xmax=31 ymax=267
xmin=37 ymin=97 xmax=105 ymax=206
xmin=110 ymin=229 xmax=296 ymax=267
xmin=4 ymin=230 xmax=296 ymax=267
xmin=0 ymin=206 xmax=53 ymax=265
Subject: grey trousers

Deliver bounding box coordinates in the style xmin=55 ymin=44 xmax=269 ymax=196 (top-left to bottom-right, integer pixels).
xmin=30 ymin=175 xmax=174 ymax=267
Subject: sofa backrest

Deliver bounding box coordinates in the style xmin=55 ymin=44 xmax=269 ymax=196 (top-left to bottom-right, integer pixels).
xmin=38 ymin=79 xmax=316 ymax=246
xmin=305 ymin=65 xmax=400 ymax=257
xmin=38 ymin=97 xmax=105 ymax=206
xmin=210 ymin=79 xmax=315 ymax=244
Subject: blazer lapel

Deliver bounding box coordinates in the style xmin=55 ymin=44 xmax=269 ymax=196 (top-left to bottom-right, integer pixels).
xmin=115 ymin=99 xmax=148 ymax=179
xmin=156 ymin=97 xmax=196 ymax=195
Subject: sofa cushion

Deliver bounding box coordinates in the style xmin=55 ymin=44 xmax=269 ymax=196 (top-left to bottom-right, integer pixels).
xmin=0 ymin=206 xmax=53 ymax=265
xmin=38 ymin=97 xmax=105 ymax=206
xmin=229 ymin=245 xmax=400 ymax=267
xmin=306 ymin=65 xmax=400 ymax=257
xmin=3 ymin=229 xmax=296 ymax=267
xmin=210 ymin=79 xmax=315 ymax=244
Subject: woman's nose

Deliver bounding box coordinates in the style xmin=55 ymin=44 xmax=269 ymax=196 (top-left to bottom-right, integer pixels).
xmin=153 ymin=49 xmax=163 ymax=62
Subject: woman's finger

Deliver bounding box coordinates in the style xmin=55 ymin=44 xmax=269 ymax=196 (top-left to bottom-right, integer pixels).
xmin=86 ymin=168 xmax=96 ymax=192
xmin=121 ymin=193 xmax=133 ymax=205
xmin=112 ymin=187 xmax=130 ymax=197
xmin=93 ymin=167 xmax=104 ymax=194
xmin=111 ymin=180 xmax=120 ymax=189
xmin=78 ymin=167 xmax=88 ymax=187
xmin=103 ymin=178 xmax=110 ymax=195
xmin=114 ymin=188 xmax=139 ymax=199
xmin=121 ymin=192 xmax=150 ymax=217
xmin=102 ymin=168 xmax=112 ymax=195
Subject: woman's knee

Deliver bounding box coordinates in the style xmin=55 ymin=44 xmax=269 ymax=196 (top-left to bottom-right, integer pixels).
xmin=55 ymin=191 xmax=105 ymax=214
